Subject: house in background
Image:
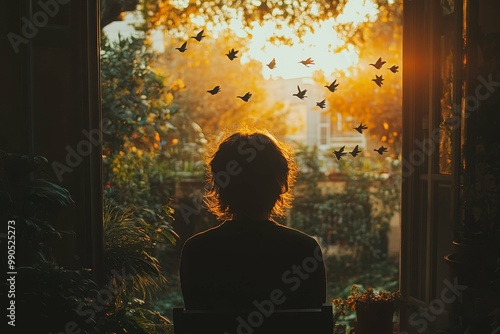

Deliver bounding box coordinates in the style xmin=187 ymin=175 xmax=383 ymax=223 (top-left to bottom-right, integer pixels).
xmin=266 ymin=77 xmax=367 ymax=172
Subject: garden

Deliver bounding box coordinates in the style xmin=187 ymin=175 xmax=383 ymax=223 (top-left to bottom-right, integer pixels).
xmin=0 ymin=1 xmax=403 ymax=332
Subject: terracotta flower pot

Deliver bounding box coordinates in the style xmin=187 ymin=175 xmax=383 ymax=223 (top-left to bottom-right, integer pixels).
xmin=354 ymin=300 xmax=395 ymax=334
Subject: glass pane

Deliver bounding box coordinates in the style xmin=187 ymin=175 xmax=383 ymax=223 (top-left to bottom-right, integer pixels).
xmin=439 ymin=36 xmax=454 ymax=174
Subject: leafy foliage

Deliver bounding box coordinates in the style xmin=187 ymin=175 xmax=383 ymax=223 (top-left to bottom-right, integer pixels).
xmin=101 ymin=34 xmax=206 ymax=225
xmin=156 ymin=28 xmax=288 ymax=143
xmin=290 ymin=144 xmax=400 ymax=260
xmin=104 ymin=203 xmax=177 ymax=301
xmin=289 ymin=144 xmax=400 ymax=327
xmin=0 ymin=152 xmax=176 ymax=333
xmin=315 ymin=0 xmax=402 ymax=156
xmin=344 ymin=284 xmax=401 ymax=310
xmin=100 ymin=34 xmax=171 ymax=155
xmin=137 ymin=0 xmax=398 ymax=45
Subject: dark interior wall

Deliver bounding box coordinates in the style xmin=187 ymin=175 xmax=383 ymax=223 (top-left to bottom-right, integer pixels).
xmin=0 ymin=0 xmax=104 ymax=282
xmin=0 ymin=1 xmax=30 ymax=154
xmin=401 ymin=0 xmax=461 ymax=332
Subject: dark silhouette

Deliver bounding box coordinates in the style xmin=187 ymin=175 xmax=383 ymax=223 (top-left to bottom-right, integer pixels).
xmin=374 ymin=146 xmax=389 ymax=155
xmin=316 ymin=99 xmax=326 ymax=109
xmin=293 ymin=85 xmax=307 ymax=100
xmin=354 ymin=122 xmax=368 ymax=134
xmin=179 ymin=130 xmax=327 ymax=311
xmin=369 ymin=57 xmax=386 ymax=69
xmin=226 ymin=48 xmax=239 ymax=60
xmin=191 ymin=29 xmax=206 ymax=42
xmin=324 ymin=79 xmax=339 ymax=93
xmin=176 ymin=41 xmax=187 ymax=52
xmin=207 ymin=86 xmax=221 ymax=95
xmin=372 ymin=74 xmax=384 ymax=87
xmin=349 ymin=145 xmax=362 ymax=157
xmin=333 ymin=146 xmax=346 ymax=160
xmin=237 ymin=92 xmax=252 ymax=102
xmin=389 ymin=65 xmax=399 ymax=73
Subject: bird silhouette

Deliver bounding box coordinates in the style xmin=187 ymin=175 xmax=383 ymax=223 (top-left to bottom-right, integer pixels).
xmin=207 ymin=86 xmax=221 ymax=95
xmin=324 ymin=79 xmax=339 ymax=92
xmin=354 ymin=122 xmax=368 ymax=134
xmin=267 ymin=58 xmax=276 ymax=69
xmin=191 ymin=29 xmax=205 ymax=42
xmin=316 ymin=99 xmax=326 ymax=109
xmin=372 ymin=75 xmax=384 ymax=87
xmin=226 ymin=48 xmax=239 ymax=60
xmin=176 ymin=41 xmax=187 ymax=52
xmin=333 ymin=146 xmax=347 ymax=160
xmin=389 ymin=65 xmax=399 ymax=73
xmin=374 ymin=146 xmax=388 ymax=155
xmin=293 ymin=85 xmax=307 ymax=100
xmin=237 ymin=92 xmax=252 ymax=102
xmin=298 ymin=57 xmax=315 ymax=67
xmin=369 ymin=57 xmax=386 ymax=69
xmin=350 ymin=145 xmax=362 ymax=157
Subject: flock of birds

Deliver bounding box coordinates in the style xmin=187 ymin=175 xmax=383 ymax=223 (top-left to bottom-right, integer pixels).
xmin=175 ymin=29 xmax=397 ymax=159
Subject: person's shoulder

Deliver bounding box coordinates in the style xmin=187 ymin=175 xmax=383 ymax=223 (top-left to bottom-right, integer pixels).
xmin=273 ymin=222 xmax=320 ymax=246
xmin=182 ymin=222 xmax=225 ymax=248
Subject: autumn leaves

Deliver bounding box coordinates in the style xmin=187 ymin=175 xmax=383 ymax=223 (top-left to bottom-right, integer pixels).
xmin=176 ymin=29 xmax=251 ymax=101
xmin=176 ymin=29 xmax=397 ymax=160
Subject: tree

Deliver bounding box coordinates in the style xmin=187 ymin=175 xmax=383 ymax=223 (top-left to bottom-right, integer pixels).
xmin=100 ymin=34 xmax=206 ymax=221
xmin=155 ymin=28 xmax=288 ymax=144
xmin=315 ymin=1 xmax=402 ymax=157
xmin=101 ymin=0 xmax=398 ymax=46
xmin=100 ymin=0 xmax=139 ymax=28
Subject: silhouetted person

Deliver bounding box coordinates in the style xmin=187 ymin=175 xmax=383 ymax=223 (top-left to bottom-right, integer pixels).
xmin=179 ymin=130 xmax=327 ymax=311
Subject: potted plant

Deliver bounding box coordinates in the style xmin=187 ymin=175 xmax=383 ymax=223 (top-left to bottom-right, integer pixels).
xmin=344 ymin=284 xmax=401 ymax=334
xmin=332 ymin=297 xmax=348 ymax=334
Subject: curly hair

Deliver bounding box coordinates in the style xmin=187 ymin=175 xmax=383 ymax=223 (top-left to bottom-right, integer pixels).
xmin=204 ymin=129 xmax=297 ymax=221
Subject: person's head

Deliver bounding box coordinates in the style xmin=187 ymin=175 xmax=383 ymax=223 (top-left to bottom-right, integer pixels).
xmin=204 ymin=129 xmax=297 ymax=220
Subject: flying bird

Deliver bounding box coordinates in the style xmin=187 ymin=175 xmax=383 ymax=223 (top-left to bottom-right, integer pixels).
xmin=389 ymin=65 xmax=399 ymax=73
xmin=374 ymin=146 xmax=389 ymax=155
xmin=293 ymin=85 xmax=307 ymax=100
xmin=267 ymin=58 xmax=276 ymax=69
xmin=191 ymin=29 xmax=206 ymax=42
xmin=350 ymin=145 xmax=362 ymax=157
xmin=354 ymin=122 xmax=368 ymax=134
xmin=298 ymin=57 xmax=315 ymax=67
xmin=369 ymin=57 xmax=386 ymax=69
xmin=207 ymin=86 xmax=221 ymax=95
xmin=175 ymin=41 xmax=187 ymax=52
xmin=324 ymin=79 xmax=339 ymax=93
xmin=237 ymin=92 xmax=252 ymax=102
xmin=316 ymin=99 xmax=326 ymax=109
xmin=372 ymin=75 xmax=384 ymax=87
xmin=226 ymin=48 xmax=239 ymax=60
xmin=333 ymin=146 xmax=347 ymax=160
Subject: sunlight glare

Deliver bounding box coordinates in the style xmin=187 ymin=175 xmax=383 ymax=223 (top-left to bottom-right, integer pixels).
xmin=336 ymin=0 xmax=378 ymax=24
xmin=237 ymin=0 xmax=378 ymax=79
xmin=105 ymin=0 xmax=380 ymax=79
